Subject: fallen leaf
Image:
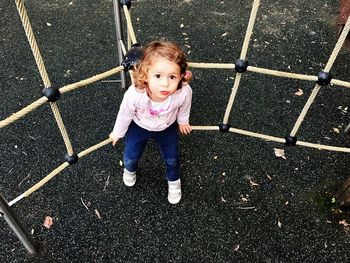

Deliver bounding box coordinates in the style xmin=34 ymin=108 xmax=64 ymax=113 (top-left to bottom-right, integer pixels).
xmin=233 ymin=244 xmax=240 ymax=251
xmin=240 ymin=197 xmax=248 ymax=202
xmin=46 ymin=22 xmax=52 ymax=27
xmin=239 ymin=195 xmax=249 ymax=203
xmin=333 ymin=127 xmax=340 ymax=134
xmin=42 ymin=216 xmax=53 ymax=229
xmin=180 ymin=23 xmax=184 ymax=28
xmin=95 ymin=209 xmax=102 ymax=219
xmin=119 ymin=160 xmax=123 ymax=166
xmin=267 ymin=175 xmax=272 ymax=180
xmin=277 ymin=219 xmax=282 ymax=228
xmin=221 ymin=32 xmax=228 ymax=37
xmin=249 ymin=180 xmax=259 ymax=187
xmin=220 ymin=197 xmax=227 ymax=203
xmin=339 ymin=220 xmax=350 ymax=227
xmin=294 ymin=88 xmax=304 ymax=96
xmin=274 ymin=148 xmax=286 ymax=159
xmin=81 ymin=197 xmax=90 ymax=210
xmin=214 ymin=156 xmax=218 ymax=160
xmin=31 ymin=229 xmax=35 ymax=235
xmin=338 ymin=106 xmax=348 ymax=114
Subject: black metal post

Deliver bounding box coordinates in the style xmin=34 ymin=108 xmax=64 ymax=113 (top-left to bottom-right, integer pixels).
xmin=113 ymin=0 xmax=127 ymax=89
xmin=0 ymin=193 xmax=37 ymax=254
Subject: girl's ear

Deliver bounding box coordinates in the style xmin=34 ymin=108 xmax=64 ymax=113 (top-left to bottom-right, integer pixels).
xmin=184 ymin=70 xmax=192 ymax=81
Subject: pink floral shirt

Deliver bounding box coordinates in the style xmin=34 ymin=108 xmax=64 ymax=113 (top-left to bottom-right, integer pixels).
xmin=111 ymin=83 xmax=192 ymax=139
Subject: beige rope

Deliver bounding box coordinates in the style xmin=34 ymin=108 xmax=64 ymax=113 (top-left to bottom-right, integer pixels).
xmin=191 ymin=126 xmax=220 ymax=131
xmin=23 ymin=162 xmax=69 ymax=198
xmin=60 ymin=66 xmax=124 ymax=94
xmin=194 ymin=125 xmax=350 ymax=153
xmin=324 ymin=15 xmax=350 ymax=72
xmin=123 ymin=5 xmax=137 ymax=44
xmin=296 ymin=141 xmax=350 ymax=153
xmin=290 ymin=84 xmax=321 ymax=137
xmin=247 ymin=66 xmax=318 ymax=82
xmin=188 ymin=62 xmax=350 ymax=91
xmin=290 ymin=16 xmax=350 ymax=137
xmin=188 ymin=62 xmax=235 ymax=69
xmin=222 ymin=0 xmax=260 ymax=125
xmin=50 ymin=103 xmax=74 ymax=155
xmin=0 ymin=66 xmax=124 ymax=129
xmin=223 ymin=74 xmax=243 ymax=124
xmin=78 ymin=138 xmax=113 ymax=158
xmin=18 ymin=138 xmax=112 ymax=200
xmin=15 ymin=0 xmax=75 ymax=155
xmin=15 ymin=0 xmax=51 ymax=88
xmin=0 ymin=97 xmax=48 ymax=128
xmin=188 ymin=63 xmax=350 ymax=89
xmin=230 ymin=127 xmax=285 ymax=143
xmin=240 ymin=0 xmax=260 ymax=60
xmin=331 ymin=78 xmax=350 ymax=88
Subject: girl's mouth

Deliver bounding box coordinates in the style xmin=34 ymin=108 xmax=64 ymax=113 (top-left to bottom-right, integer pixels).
xmin=160 ymin=91 xmax=169 ymax=96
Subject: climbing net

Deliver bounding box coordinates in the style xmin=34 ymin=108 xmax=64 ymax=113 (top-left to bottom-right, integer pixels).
xmin=2 ymin=0 xmax=350 ymax=207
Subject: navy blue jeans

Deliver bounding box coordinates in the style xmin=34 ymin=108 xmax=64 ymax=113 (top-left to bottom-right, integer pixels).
xmin=123 ymin=121 xmax=180 ymax=181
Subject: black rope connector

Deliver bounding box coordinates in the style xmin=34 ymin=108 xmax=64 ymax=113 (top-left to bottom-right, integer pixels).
xmin=234 ymin=59 xmax=249 ymax=73
xmin=65 ymin=153 xmax=79 ymax=165
xmin=42 ymin=87 xmax=60 ymax=102
xmin=285 ymin=136 xmax=297 ymax=146
xmin=316 ymin=71 xmax=332 ymax=86
xmin=119 ymin=0 xmax=132 ymax=9
xmin=121 ymin=43 xmax=143 ymax=71
xmin=219 ymin=123 xmax=230 ymax=132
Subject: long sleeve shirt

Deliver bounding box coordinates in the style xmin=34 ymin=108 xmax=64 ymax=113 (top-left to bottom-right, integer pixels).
xmin=111 ymin=83 xmax=192 ymax=139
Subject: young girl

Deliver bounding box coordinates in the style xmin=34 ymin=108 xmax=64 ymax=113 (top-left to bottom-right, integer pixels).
xmin=110 ymin=41 xmax=192 ymax=204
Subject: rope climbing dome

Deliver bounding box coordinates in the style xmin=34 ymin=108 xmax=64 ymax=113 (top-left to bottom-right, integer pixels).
xmin=2 ymin=0 xmax=350 ymax=209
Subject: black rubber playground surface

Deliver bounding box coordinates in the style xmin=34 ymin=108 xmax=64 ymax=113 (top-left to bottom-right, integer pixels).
xmin=1 ymin=0 xmax=350 ymax=262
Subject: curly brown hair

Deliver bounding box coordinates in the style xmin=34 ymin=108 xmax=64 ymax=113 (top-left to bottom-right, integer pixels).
xmin=133 ymin=41 xmax=192 ymax=90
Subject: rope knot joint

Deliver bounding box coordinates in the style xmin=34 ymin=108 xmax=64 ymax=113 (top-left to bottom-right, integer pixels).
xmin=65 ymin=153 xmax=79 ymax=165
xmin=42 ymin=87 xmax=61 ymax=102
xmin=234 ymin=59 xmax=249 ymax=73
xmin=285 ymin=136 xmax=297 ymax=146
xmin=119 ymin=0 xmax=132 ymax=9
xmin=219 ymin=123 xmax=230 ymax=132
xmin=121 ymin=43 xmax=143 ymax=71
xmin=317 ymin=71 xmax=332 ymax=86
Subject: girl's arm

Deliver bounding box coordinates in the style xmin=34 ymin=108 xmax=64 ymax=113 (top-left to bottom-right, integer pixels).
xmin=110 ymin=89 xmax=136 ymax=143
xmin=177 ymin=84 xmax=193 ymax=134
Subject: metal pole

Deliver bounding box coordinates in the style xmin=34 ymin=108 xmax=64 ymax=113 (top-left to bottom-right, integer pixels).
xmin=112 ymin=0 xmax=127 ymax=89
xmin=0 ymin=193 xmax=37 ymax=254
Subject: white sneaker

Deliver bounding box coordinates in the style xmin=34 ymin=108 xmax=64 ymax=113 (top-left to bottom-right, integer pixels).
xmin=123 ymin=168 xmax=136 ymax=186
xmin=168 ymin=179 xmax=181 ymax=204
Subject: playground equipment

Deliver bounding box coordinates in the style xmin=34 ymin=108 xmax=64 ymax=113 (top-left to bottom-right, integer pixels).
xmin=1 ymin=0 xmax=350 ymax=254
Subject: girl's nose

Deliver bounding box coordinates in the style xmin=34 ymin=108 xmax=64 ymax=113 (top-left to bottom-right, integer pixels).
xmin=161 ymin=77 xmax=169 ymax=87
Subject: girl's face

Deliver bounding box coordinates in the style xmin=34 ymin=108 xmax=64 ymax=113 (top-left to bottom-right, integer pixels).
xmin=146 ymin=57 xmax=182 ymax=102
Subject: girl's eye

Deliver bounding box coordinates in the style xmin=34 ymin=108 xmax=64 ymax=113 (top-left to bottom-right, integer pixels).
xmin=170 ymin=75 xmax=177 ymax=80
xmin=155 ymin=74 xmax=161 ymax=78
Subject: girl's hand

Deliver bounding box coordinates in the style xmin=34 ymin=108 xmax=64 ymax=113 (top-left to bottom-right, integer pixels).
xmin=179 ymin=124 xmax=192 ymax=135
xmin=112 ymin=138 xmax=119 ymax=146
xmin=109 ymin=133 xmax=120 ymax=146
